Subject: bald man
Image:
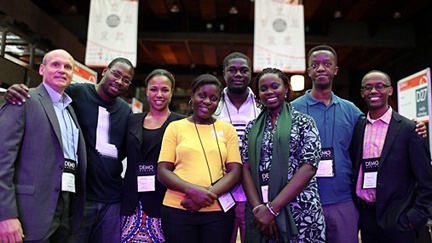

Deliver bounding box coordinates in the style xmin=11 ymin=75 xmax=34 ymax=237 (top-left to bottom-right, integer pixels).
xmin=0 ymin=49 xmax=87 ymax=242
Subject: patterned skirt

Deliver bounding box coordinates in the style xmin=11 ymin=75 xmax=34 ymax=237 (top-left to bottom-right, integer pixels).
xmin=121 ymin=201 xmax=165 ymax=243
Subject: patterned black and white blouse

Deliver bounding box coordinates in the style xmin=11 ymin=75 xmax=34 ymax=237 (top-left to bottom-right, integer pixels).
xmin=241 ymin=108 xmax=326 ymax=243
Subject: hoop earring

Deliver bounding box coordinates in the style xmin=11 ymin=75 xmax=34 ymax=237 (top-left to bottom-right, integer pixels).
xmin=188 ymin=99 xmax=193 ymax=109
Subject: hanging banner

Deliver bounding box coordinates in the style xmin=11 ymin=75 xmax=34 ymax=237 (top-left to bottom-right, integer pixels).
xmin=72 ymin=61 xmax=97 ymax=84
xmin=85 ymin=0 xmax=138 ymax=67
xmin=253 ymin=0 xmax=305 ymax=73
xmin=131 ymin=97 xmax=143 ymax=113
xmin=397 ymin=68 xmax=432 ymax=154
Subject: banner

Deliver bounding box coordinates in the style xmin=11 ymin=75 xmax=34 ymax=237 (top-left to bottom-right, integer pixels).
xmin=85 ymin=0 xmax=138 ymax=67
xmin=73 ymin=61 xmax=97 ymax=84
xmin=397 ymin=68 xmax=432 ymax=154
xmin=253 ymin=0 xmax=305 ymax=73
xmin=131 ymin=97 xmax=143 ymax=113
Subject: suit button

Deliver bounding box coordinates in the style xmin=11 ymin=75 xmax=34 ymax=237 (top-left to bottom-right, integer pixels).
xmin=55 ymin=187 xmax=60 ymax=192
xmin=59 ymin=165 xmax=64 ymax=170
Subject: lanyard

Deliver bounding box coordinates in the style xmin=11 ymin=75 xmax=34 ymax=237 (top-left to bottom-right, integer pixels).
xmin=223 ymin=93 xmax=257 ymax=124
xmin=193 ymin=118 xmax=224 ymax=184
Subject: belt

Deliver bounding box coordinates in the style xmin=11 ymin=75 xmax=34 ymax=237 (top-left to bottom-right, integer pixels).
xmin=359 ymin=200 xmax=376 ymax=209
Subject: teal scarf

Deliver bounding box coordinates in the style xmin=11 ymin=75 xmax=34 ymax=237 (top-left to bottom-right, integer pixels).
xmin=246 ymin=102 xmax=298 ymax=243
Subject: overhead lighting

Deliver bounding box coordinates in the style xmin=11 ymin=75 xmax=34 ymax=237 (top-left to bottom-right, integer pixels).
xmin=229 ymin=0 xmax=238 ymax=15
xmin=229 ymin=6 xmax=238 ymax=15
xmin=290 ymin=75 xmax=305 ymax=91
xmin=170 ymin=1 xmax=180 ymax=13
xmin=393 ymin=11 xmax=401 ymax=20
xmin=333 ymin=10 xmax=342 ymax=19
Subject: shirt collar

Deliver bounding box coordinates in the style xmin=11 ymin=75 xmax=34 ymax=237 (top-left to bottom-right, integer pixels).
xmin=304 ymin=89 xmax=339 ymax=105
xmin=367 ymin=106 xmax=392 ymax=124
xmin=43 ymin=82 xmax=72 ymax=106
xmin=222 ymin=87 xmax=256 ymax=104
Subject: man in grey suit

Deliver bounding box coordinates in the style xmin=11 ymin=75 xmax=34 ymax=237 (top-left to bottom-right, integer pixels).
xmin=0 ymin=49 xmax=86 ymax=242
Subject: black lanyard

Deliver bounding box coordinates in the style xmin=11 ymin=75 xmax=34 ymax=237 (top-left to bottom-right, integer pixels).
xmin=223 ymin=93 xmax=257 ymax=124
xmin=193 ymin=118 xmax=224 ymax=184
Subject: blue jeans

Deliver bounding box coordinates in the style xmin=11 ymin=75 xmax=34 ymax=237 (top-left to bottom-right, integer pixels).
xmin=161 ymin=206 xmax=234 ymax=243
xmin=70 ymin=201 xmax=121 ymax=243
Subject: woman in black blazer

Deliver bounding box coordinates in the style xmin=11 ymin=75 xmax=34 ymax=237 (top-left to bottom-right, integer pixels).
xmin=120 ymin=69 xmax=184 ymax=243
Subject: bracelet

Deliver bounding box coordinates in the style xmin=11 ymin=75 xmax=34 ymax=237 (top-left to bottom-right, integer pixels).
xmin=266 ymin=202 xmax=280 ymax=217
xmin=252 ymin=204 xmax=264 ymax=213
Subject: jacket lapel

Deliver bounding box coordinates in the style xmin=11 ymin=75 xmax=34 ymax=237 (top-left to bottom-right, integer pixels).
xmin=67 ymin=105 xmax=79 ymax=128
xmin=379 ymin=111 xmax=401 ymax=165
xmin=129 ymin=113 xmax=145 ymax=161
xmin=37 ymin=84 xmax=63 ymax=148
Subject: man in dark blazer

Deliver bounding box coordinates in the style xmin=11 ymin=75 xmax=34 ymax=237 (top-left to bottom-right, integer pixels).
xmin=351 ymin=70 xmax=432 ymax=243
xmin=0 ymin=49 xmax=86 ymax=242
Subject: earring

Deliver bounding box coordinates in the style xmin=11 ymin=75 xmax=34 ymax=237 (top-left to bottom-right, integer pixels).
xmin=284 ymin=93 xmax=287 ymax=98
xmin=188 ymin=99 xmax=193 ymax=109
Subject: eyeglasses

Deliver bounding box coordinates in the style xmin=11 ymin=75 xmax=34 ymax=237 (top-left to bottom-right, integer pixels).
xmin=110 ymin=70 xmax=132 ymax=85
xmin=361 ymin=83 xmax=391 ymax=91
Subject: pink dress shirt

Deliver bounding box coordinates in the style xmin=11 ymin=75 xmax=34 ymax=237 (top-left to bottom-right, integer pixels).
xmin=356 ymin=107 xmax=392 ymax=202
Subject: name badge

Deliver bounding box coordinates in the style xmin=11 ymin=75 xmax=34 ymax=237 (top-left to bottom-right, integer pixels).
xmin=218 ymin=191 xmax=236 ymax=212
xmin=362 ymin=157 xmax=380 ymax=189
xmin=316 ymin=147 xmax=335 ymax=177
xmin=62 ymin=159 xmax=76 ymax=193
xmin=136 ymin=163 xmax=156 ymax=192
xmin=259 ymin=170 xmax=270 ymax=203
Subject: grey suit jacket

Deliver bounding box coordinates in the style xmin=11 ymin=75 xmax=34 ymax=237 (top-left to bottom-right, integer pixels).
xmin=351 ymin=111 xmax=432 ymax=231
xmin=0 ymin=84 xmax=86 ymax=241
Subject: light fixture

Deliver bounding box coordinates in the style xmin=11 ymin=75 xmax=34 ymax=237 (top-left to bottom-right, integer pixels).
xmin=290 ymin=75 xmax=305 ymax=91
xmin=229 ymin=0 xmax=238 ymax=15
xmin=393 ymin=11 xmax=401 ymax=20
xmin=170 ymin=0 xmax=180 ymax=13
xmin=333 ymin=10 xmax=342 ymax=19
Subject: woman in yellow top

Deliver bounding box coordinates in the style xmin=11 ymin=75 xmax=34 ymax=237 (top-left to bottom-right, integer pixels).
xmin=158 ymin=74 xmax=242 ymax=243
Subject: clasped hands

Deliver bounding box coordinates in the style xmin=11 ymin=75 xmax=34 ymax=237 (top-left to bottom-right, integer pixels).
xmin=253 ymin=205 xmax=280 ymax=241
xmin=181 ymin=186 xmax=217 ymax=213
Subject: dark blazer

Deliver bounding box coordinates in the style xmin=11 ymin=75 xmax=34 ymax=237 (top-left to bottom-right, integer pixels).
xmin=351 ymin=111 xmax=432 ymax=231
xmin=0 ymin=84 xmax=86 ymax=241
xmin=121 ymin=112 xmax=184 ymax=217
